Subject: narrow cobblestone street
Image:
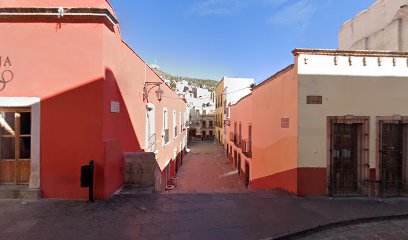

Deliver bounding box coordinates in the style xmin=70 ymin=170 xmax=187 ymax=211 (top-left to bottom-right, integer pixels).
xmin=169 ymin=141 xmax=247 ymax=193
xmin=1 ymin=143 xmax=408 ymax=240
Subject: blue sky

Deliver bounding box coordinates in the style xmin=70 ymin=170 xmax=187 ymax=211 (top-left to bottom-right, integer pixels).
xmin=109 ymin=0 xmax=376 ymax=83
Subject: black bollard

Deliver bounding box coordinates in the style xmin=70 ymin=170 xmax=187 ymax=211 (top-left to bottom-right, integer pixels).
xmin=81 ymin=160 xmax=95 ymax=202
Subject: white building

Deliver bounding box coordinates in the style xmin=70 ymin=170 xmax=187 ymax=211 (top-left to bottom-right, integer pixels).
xmin=224 ymin=77 xmax=254 ymax=107
xmin=215 ymin=77 xmax=254 ymax=145
xmin=339 ymin=0 xmax=408 ymax=51
xmin=170 ymin=79 xmax=216 ymax=140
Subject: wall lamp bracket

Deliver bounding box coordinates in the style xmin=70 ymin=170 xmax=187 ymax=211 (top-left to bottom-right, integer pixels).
xmin=143 ymin=82 xmax=164 ymax=102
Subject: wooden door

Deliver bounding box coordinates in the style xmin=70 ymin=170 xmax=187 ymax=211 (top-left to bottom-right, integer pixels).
xmin=330 ymin=123 xmax=359 ymax=196
xmin=0 ymin=109 xmax=31 ymax=185
xmin=380 ymin=123 xmax=403 ymax=196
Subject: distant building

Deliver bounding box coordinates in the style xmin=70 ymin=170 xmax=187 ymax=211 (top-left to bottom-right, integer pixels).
xmin=215 ymin=77 xmax=254 ymax=146
xmin=339 ymin=0 xmax=408 ymax=51
xmin=198 ymin=114 xmax=215 ymax=141
xmin=170 ymin=78 xmax=216 ymax=141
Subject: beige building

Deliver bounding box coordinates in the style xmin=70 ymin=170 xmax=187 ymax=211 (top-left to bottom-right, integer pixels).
xmin=227 ymin=48 xmax=408 ymax=197
xmin=296 ymin=49 xmax=408 ymax=196
xmin=199 ymin=114 xmax=215 ymax=141
xmin=339 ymin=0 xmax=408 ymax=51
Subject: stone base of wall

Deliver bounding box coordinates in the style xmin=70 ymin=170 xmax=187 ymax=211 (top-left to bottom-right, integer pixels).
xmin=124 ymin=152 xmax=164 ymax=192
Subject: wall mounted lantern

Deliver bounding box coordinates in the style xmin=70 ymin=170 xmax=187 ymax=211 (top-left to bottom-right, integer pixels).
xmin=155 ymin=88 xmax=164 ymax=102
xmin=143 ymin=82 xmax=163 ymax=102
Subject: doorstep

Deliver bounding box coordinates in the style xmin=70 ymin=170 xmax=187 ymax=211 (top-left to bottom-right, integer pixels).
xmin=0 ymin=185 xmax=40 ymax=200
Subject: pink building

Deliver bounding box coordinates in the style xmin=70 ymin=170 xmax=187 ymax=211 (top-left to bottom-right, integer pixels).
xmin=228 ymin=49 xmax=408 ymax=197
xmin=0 ymin=0 xmax=187 ymax=200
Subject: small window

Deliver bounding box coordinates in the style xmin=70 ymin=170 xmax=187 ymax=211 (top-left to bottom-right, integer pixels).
xmin=307 ymin=96 xmax=322 ymax=104
xmin=281 ymin=118 xmax=290 ymax=128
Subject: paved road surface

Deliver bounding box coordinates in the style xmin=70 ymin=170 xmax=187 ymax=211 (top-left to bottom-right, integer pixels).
xmin=169 ymin=141 xmax=247 ymax=193
xmin=1 ymin=142 xmax=408 ymax=240
xmin=297 ymin=218 xmax=408 ymax=240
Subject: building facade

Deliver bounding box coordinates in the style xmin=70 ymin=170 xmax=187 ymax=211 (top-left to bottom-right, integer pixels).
xmin=198 ymin=114 xmax=215 ymax=141
xmin=339 ymin=0 xmax=408 ymax=51
xmin=228 ymin=49 xmax=408 ymax=197
xmin=0 ymin=0 xmax=187 ymax=200
xmin=215 ymin=77 xmax=254 ymax=146
xmin=215 ymin=80 xmax=225 ymax=145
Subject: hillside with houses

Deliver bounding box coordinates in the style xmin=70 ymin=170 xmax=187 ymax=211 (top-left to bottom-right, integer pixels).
xmin=151 ymin=64 xmax=218 ymax=91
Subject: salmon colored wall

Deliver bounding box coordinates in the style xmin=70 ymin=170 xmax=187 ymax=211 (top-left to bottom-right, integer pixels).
xmin=226 ymin=66 xmax=299 ymax=193
xmin=0 ymin=21 xmax=106 ymax=199
xmin=250 ymin=66 xmax=298 ymax=193
xmin=229 ymin=94 xmax=253 ymax=175
xmin=101 ymin=27 xmax=187 ymax=173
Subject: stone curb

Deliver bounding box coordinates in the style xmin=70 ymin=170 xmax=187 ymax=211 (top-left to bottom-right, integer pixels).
xmin=264 ymin=213 xmax=408 ymax=240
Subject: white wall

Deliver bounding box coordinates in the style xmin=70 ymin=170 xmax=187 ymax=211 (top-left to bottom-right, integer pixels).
xmin=339 ymin=0 xmax=408 ymax=51
xmin=223 ymin=77 xmax=254 ymax=107
xmin=297 ymin=53 xmax=408 ymax=169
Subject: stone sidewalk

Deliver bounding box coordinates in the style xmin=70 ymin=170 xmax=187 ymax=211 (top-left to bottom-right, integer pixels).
xmin=1 ymin=142 xmax=408 ymax=240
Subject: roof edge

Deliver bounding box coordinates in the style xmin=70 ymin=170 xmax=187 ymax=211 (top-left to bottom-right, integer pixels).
xmin=0 ymin=7 xmax=119 ymax=25
xmin=292 ymin=48 xmax=408 ymax=57
xmin=253 ymin=64 xmax=295 ymax=90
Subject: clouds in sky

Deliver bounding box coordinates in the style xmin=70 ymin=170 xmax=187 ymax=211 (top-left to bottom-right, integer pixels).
xmin=190 ymin=0 xmax=332 ymax=30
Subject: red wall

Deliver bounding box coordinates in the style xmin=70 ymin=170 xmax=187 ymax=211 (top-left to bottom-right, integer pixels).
xmin=0 ymin=19 xmax=107 ymax=199
xmin=297 ymin=168 xmax=326 ymax=196
xmin=102 ymin=26 xmax=187 ymax=174
xmin=41 ymin=80 xmax=105 ymax=199
xmin=0 ymin=2 xmax=186 ymax=199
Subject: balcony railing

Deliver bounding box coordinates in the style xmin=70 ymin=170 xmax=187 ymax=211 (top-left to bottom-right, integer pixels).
xmin=242 ymin=139 xmax=252 ymax=158
xmin=147 ymin=133 xmax=156 ymax=152
xmin=164 ymin=129 xmax=169 ymax=144
xmin=235 ymin=134 xmax=242 ymax=148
